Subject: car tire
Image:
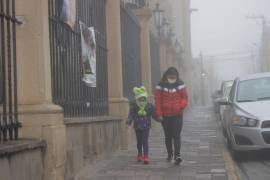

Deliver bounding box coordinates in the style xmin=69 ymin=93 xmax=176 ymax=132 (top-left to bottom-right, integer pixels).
xmin=230 ymin=148 xmax=241 ymax=160
xmin=227 ymin=136 xmax=242 ymax=160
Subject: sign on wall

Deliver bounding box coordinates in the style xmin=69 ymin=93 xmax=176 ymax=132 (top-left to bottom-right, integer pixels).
xmin=79 ymin=21 xmax=97 ymax=87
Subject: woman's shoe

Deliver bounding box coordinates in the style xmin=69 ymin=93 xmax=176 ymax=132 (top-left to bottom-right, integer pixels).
xmin=167 ymin=154 xmax=173 ymax=162
xmin=143 ymin=155 xmax=149 ymax=164
xmin=174 ymin=156 xmax=182 ymax=165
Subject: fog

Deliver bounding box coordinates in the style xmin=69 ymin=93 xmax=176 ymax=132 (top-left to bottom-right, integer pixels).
xmin=191 ymin=0 xmax=270 ymax=55
xmin=190 ymin=0 xmax=270 ymax=104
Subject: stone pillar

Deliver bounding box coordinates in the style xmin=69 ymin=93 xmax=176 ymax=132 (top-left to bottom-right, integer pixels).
xmin=159 ymin=37 xmax=169 ymax=74
xmin=16 ymin=1 xmax=66 ymax=180
xmin=106 ymin=0 xmax=131 ymax=149
xmin=133 ymin=8 xmax=152 ymax=94
xmin=166 ymin=45 xmax=175 ymax=69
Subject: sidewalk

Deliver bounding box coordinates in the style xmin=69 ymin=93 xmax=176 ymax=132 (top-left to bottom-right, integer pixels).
xmin=78 ymin=107 xmax=233 ymax=180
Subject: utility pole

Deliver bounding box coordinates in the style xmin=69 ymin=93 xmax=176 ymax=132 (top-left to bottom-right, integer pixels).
xmin=246 ymin=15 xmax=266 ymax=26
xmin=246 ymin=15 xmax=266 ymax=72
xmin=199 ymin=51 xmax=205 ymax=106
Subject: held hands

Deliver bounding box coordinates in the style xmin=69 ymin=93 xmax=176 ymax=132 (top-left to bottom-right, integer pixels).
xmin=156 ymin=117 xmax=163 ymax=123
xmin=126 ymin=121 xmax=131 ymax=128
xmin=153 ymin=114 xmax=163 ymax=123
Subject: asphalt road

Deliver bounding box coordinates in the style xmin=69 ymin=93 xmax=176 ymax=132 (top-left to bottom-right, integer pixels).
xmin=215 ymin=111 xmax=270 ymax=180
xmin=235 ymin=149 xmax=270 ymax=180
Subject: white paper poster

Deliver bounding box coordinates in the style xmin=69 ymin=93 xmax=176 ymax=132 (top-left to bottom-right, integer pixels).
xmin=61 ymin=0 xmax=76 ymax=29
xmin=79 ymin=21 xmax=97 ymax=87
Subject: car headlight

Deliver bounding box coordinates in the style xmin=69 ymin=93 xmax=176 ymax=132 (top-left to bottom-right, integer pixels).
xmin=232 ymin=116 xmax=258 ymax=127
xmin=233 ymin=116 xmax=247 ymax=126
xmin=247 ymin=119 xmax=257 ymax=127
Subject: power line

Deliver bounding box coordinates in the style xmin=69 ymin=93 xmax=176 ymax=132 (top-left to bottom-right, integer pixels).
xmin=204 ymin=55 xmax=257 ymax=62
xmin=204 ymin=50 xmax=256 ymax=58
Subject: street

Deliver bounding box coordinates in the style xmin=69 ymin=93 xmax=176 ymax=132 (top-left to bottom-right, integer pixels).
xmin=77 ymin=107 xmax=233 ymax=180
xmin=214 ymin=111 xmax=270 ymax=180
xmin=2 ymin=1 xmax=270 ymax=180
xmin=233 ymin=143 xmax=270 ymax=180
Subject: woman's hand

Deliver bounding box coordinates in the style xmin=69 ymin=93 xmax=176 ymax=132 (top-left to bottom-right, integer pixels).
xmin=156 ymin=117 xmax=163 ymax=123
xmin=179 ymin=109 xmax=183 ymax=114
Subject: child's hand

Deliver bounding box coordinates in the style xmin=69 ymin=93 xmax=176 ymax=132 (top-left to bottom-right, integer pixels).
xmin=126 ymin=121 xmax=131 ymax=127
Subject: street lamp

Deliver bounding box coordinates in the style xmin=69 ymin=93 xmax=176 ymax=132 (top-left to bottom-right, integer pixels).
xmin=174 ymin=39 xmax=180 ymax=51
xmin=162 ymin=17 xmax=170 ymax=36
xmin=167 ymin=28 xmax=175 ymax=43
xmin=153 ymin=3 xmax=164 ymax=35
xmin=201 ymin=72 xmax=206 ymax=77
xmin=190 ymin=8 xmax=199 ymax=13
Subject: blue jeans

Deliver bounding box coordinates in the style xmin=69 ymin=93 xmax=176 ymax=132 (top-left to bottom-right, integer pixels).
xmin=135 ymin=129 xmax=150 ymax=156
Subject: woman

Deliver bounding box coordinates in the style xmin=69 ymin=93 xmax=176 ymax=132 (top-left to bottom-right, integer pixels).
xmin=155 ymin=67 xmax=188 ymax=165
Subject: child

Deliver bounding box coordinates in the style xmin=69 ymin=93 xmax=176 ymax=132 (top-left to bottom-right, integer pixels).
xmin=127 ymin=86 xmax=156 ymax=164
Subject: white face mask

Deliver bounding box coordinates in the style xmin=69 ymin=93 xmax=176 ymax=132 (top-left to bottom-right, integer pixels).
xmin=168 ymin=79 xmax=177 ymax=84
xmin=136 ymin=100 xmax=147 ymax=107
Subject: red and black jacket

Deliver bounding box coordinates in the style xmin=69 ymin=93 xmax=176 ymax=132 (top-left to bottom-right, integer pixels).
xmin=155 ymin=80 xmax=188 ymax=118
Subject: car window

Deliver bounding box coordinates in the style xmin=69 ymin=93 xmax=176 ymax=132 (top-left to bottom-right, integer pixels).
xmin=237 ymin=77 xmax=270 ymax=102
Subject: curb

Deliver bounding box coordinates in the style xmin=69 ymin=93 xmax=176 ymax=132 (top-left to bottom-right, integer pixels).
xmin=223 ymin=150 xmax=242 ymax=180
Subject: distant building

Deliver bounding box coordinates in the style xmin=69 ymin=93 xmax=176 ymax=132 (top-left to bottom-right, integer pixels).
xmin=149 ymin=0 xmax=195 ymax=106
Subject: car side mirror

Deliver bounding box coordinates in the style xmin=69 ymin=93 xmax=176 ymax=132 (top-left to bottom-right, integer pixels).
xmin=216 ymin=97 xmax=230 ymax=105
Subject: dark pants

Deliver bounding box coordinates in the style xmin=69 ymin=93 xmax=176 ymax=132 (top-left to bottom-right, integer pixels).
xmin=135 ymin=129 xmax=150 ymax=156
xmin=162 ymin=116 xmax=183 ymax=158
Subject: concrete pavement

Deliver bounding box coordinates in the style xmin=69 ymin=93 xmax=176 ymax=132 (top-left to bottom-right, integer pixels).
xmin=77 ymin=107 xmax=238 ymax=180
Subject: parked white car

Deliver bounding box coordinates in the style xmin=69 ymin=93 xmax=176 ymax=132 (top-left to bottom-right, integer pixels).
xmin=219 ymin=72 xmax=270 ymax=154
xmin=216 ymin=80 xmax=233 ymax=136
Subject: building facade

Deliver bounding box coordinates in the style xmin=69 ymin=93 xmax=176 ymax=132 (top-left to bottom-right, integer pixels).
xmin=0 ymin=0 xmax=192 ymax=180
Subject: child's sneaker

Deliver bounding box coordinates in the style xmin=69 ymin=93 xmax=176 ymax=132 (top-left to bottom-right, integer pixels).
xmin=143 ymin=155 xmax=149 ymax=164
xmin=137 ymin=154 xmax=143 ymax=162
xmin=174 ymin=156 xmax=182 ymax=165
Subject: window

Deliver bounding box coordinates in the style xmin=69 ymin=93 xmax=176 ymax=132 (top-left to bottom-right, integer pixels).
xmin=237 ymin=77 xmax=270 ymax=102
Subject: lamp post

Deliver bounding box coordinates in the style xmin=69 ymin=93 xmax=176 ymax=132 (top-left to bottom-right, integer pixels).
xmin=167 ymin=28 xmax=175 ymax=43
xmin=199 ymin=52 xmax=206 ymax=106
xmin=190 ymin=8 xmax=199 ymax=13
xmin=162 ymin=17 xmax=170 ymax=36
xmin=174 ymin=39 xmax=180 ymax=52
xmin=153 ymin=3 xmax=164 ymax=36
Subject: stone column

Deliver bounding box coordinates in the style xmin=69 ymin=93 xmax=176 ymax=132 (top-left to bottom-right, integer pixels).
xmin=16 ymin=1 xmax=66 ymax=180
xmin=106 ymin=0 xmax=131 ymax=149
xmin=133 ymin=8 xmax=152 ymax=94
xmin=166 ymin=45 xmax=175 ymax=69
xmin=159 ymin=37 xmax=169 ymax=74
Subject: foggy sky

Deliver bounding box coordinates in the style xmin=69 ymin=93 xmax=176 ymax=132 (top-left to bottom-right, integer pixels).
xmin=191 ymin=0 xmax=270 ymax=57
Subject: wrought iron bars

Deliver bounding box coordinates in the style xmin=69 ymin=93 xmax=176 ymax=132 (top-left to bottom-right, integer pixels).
xmin=121 ymin=5 xmax=142 ymax=100
xmin=0 ymin=0 xmax=21 ymax=142
xmin=150 ymin=32 xmax=161 ymax=93
xmin=48 ymin=0 xmax=109 ymax=117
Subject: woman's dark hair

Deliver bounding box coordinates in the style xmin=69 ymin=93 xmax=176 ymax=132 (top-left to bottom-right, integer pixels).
xmin=160 ymin=67 xmax=180 ymax=84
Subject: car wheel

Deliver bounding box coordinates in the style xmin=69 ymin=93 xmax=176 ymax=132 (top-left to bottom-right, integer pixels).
xmin=230 ymin=148 xmax=241 ymax=160
xmin=227 ymin=136 xmax=242 ymax=160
